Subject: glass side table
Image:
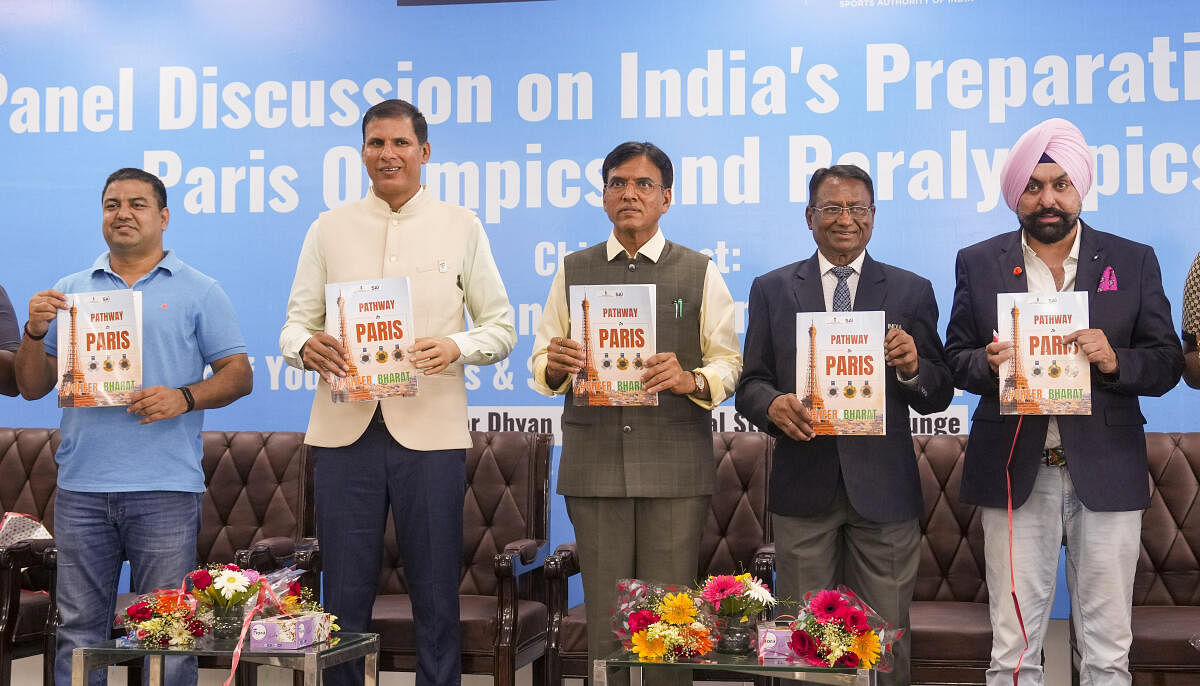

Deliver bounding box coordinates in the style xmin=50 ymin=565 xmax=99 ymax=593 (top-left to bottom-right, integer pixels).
xmin=596 ymin=650 xmax=875 ymax=686
xmin=71 ymin=632 xmax=379 ymax=686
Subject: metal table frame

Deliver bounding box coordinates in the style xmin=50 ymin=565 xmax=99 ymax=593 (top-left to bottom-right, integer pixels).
xmin=71 ymin=632 xmax=380 ymax=686
xmin=594 ymin=651 xmax=875 ymax=686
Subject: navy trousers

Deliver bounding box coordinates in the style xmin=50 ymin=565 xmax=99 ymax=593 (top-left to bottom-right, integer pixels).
xmin=314 ymin=421 xmax=466 ymax=686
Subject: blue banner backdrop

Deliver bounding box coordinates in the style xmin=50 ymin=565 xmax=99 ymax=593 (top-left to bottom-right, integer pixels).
xmin=2 ymin=0 xmax=1197 ymax=610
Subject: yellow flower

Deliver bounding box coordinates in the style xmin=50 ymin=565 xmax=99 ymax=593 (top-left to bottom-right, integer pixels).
xmin=657 ymin=592 xmax=698 ymax=625
xmin=851 ymin=630 xmax=881 ymax=668
xmin=631 ymin=629 xmax=666 ymax=661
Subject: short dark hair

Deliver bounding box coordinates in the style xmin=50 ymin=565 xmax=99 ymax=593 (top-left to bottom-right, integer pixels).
xmin=602 ymin=141 xmax=673 ymax=188
xmin=362 ymin=99 xmax=428 ymax=145
xmin=808 ymin=165 xmax=875 ymax=206
xmin=103 ymin=168 xmax=167 ymax=209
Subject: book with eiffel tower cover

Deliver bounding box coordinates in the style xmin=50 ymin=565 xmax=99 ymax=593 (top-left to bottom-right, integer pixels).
xmin=56 ymin=289 xmax=143 ymax=408
xmin=324 ymin=277 xmax=418 ymax=402
xmin=997 ymin=292 xmax=1091 ymax=415
xmin=569 ymin=284 xmax=657 ymax=406
xmin=795 ymin=311 xmax=885 ymax=435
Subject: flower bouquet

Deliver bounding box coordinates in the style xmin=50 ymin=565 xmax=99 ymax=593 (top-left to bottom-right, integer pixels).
xmin=786 ymin=586 xmax=897 ymax=671
xmin=189 ymin=563 xmax=264 ymax=641
xmin=698 ymin=573 xmax=777 ymax=654
xmin=612 ymin=578 xmax=714 ymax=662
xmin=120 ymin=589 xmax=207 ymax=647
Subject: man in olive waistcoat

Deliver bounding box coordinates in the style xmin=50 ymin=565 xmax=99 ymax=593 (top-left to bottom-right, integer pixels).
xmin=531 ymin=141 xmax=742 ymax=686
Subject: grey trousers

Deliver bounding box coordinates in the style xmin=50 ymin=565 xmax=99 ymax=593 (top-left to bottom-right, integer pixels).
xmin=565 ymin=495 xmax=709 ymax=686
xmin=772 ymin=482 xmax=920 ymax=686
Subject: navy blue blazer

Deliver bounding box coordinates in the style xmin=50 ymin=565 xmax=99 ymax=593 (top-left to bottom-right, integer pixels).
xmin=943 ymin=222 xmax=1183 ymax=511
xmin=736 ymin=252 xmax=954 ymax=523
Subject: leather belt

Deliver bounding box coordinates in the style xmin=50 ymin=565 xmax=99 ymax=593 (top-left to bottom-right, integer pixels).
xmin=1042 ymin=446 xmax=1067 ymax=467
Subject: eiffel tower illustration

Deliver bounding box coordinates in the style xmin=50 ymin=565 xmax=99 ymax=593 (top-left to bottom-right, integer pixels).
xmin=801 ymin=322 xmax=836 ymax=435
xmin=333 ymin=292 xmax=374 ymax=402
xmin=59 ymin=302 xmax=97 ymax=407
xmin=1000 ymin=304 xmax=1042 ymax=414
xmin=574 ymin=295 xmax=612 ymax=406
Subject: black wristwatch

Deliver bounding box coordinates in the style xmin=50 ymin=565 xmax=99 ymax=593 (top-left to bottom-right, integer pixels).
xmin=23 ymin=321 xmax=47 ymax=341
xmin=178 ymin=386 xmax=196 ymax=412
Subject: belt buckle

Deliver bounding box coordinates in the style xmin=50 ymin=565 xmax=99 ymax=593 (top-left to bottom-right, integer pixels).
xmin=1043 ymin=446 xmax=1067 ymax=467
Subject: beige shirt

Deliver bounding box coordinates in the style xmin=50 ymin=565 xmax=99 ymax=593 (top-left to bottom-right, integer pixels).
xmin=1020 ymin=224 xmax=1082 ymax=451
xmin=280 ymin=187 xmax=515 ymax=449
xmin=530 ymin=229 xmax=742 ymax=410
xmin=281 ymin=187 xmax=515 ymax=369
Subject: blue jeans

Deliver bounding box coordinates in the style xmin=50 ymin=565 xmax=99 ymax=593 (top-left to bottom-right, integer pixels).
xmin=54 ymin=488 xmax=202 ymax=686
xmin=982 ymin=464 xmax=1141 ymax=686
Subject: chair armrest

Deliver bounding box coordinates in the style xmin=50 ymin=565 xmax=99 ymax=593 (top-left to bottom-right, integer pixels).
xmin=544 ymin=542 xmax=579 ymax=579
xmin=493 ymin=538 xmax=546 ymax=578
xmin=753 ymin=543 xmax=775 ymax=594
xmin=0 ymin=538 xmax=55 ymax=592
xmin=234 ymin=537 xmax=297 ymax=572
xmin=504 ymin=538 xmax=541 ymax=565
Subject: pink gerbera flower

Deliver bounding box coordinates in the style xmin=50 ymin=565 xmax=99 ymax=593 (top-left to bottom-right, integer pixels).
xmin=701 ymin=575 xmax=743 ymax=610
xmin=809 ymin=589 xmax=847 ymax=622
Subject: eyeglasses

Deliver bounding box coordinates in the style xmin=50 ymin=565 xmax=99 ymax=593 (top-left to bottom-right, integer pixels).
xmin=813 ymin=205 xmax=873 ymax=219
xmin=605 ymin=177 xmax=666 ymax=195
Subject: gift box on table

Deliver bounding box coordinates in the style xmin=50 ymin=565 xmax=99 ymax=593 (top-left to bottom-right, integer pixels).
xmin=248 ymin=612 xmax=333 ymax=650
xmin=757 ymin=619 xmax=795 ymax=662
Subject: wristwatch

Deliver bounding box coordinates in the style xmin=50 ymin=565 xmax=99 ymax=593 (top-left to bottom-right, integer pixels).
xmin=692 ymin=371 xmax=707 ymax=396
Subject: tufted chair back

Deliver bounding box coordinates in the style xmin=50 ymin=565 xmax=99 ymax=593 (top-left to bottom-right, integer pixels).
xmin=0 ymin=428 xmax=60 ymax=533
xmin=1133 ymin=432 xmax=1200 ymax=607
xmin=914 ymin=434 xmax=987 ymax=604
xmin=198 ymin=431 xmax=312 ymax=565
xmin=698 ymin=432 xmax=773 ymax=582
xmin=375 ymin=431 xmax=550 ymax=595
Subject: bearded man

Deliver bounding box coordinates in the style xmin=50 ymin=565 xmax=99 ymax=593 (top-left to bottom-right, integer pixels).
xmin=944 ymin=118 xmax=1182 ymax=686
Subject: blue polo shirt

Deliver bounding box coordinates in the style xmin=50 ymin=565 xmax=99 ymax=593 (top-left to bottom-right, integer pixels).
xmin=44 ymin=251 xmax=247 ymax=493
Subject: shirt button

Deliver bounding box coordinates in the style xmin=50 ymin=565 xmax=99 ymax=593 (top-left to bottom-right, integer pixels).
xmin=622 ymin=425 xmax=632 ymax=433
xmin=389 ymin=255 xmax=398 ymax=263
xmin=627 ymin=263 xmax=637 ymax=272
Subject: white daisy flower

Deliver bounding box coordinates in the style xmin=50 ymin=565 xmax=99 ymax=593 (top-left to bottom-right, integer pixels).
xmin=212 ymin=570 xmax=250 ymax=600
xmin=745 ymin=579 xmax=776 ymax=606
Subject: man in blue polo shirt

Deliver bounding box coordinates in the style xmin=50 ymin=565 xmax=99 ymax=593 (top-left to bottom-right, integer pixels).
xmin=14 ymin=167 xmax=253 ymax=686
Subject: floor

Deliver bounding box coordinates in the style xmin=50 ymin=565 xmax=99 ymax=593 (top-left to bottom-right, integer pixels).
xmin=10 ymin=619 xmax=1071 ymax=685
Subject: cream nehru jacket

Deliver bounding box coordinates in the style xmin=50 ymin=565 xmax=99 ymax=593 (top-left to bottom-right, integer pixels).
xmin=300 ymin=189 xmax=495 ymax=451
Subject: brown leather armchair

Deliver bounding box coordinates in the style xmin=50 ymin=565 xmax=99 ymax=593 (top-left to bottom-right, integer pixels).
xmin=0 ymin=428 xmax=59 ymax=686
xmin=543 ymin=431 xmax=775 ymax=686
xmin=263 ymin=431 xmax=552 ymax=686
xmin=1071 ymin=432 xmax=1200 ymax=685
xmin=910 ymin=434 xmax=990 ymax=685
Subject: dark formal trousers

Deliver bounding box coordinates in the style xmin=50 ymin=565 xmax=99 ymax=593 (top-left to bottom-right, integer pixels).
xmin=772 ymin=476 xmax=920 ymax=686
xmin=314 ymin=421 xmax=466 ymax=686
xmin=566 ymin=495 xmax=708 ymax=686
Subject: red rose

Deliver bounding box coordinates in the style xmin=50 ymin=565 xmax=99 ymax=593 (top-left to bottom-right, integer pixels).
xmin=126 ymin=602 xmax=152 ymax=622
xmin=835 ymin=605 xmax=869 ymax=633
xmin=224 ymin=564 xmax=240 ymax=572
xmin=787 ymin=629 xmax=819 ymax=660
xmin=837 ymin=652 xmax=861 ymax=668
xmin=191 ymin=569 xmax=212 ymax=590
xmin=287 ymin=580 xmax=302 ymax=597
xmin=188 ymin=618 xmax=206 ymax=637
